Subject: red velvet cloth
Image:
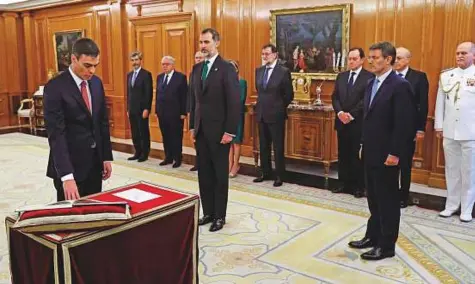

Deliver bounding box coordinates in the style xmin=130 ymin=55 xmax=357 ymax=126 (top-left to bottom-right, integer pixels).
xmin=19 ymin=205 xmax=127 ymax=221
xmin=68 ymin=206 xmax=196 ymax=284
xmin=91 ymin=183 xmax=189 ymax=215
xmin=9 ymin=227 xmax=56 ymax=284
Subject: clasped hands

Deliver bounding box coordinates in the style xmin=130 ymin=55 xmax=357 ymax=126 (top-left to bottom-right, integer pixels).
xmin=338 ymin=112 xmax=354 ymax=124
xmin=189 ymin=130 xmax=233 ymax=144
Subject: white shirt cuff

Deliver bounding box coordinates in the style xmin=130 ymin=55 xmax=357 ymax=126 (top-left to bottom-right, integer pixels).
xmin=225 ymin=132 xmax=235 ymax=137
xmin=61 ymin=173 xmax=74 ymax=182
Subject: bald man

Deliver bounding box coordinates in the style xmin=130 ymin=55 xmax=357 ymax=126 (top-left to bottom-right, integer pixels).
xmin=435 ymin=42 xmax=475 ymax=222
xmin=394 ymin=47 xmax=429 ymax=208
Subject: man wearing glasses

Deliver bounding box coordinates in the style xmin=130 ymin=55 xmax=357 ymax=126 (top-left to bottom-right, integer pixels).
xmin=253 ymin=44 xmax=294 ymax=187
xmin=44 ymin=38 xmax=113 ymax=201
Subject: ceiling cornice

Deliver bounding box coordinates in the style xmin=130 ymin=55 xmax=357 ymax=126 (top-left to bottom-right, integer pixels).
xmin=0 ymin=0 xmax=94 ymax=12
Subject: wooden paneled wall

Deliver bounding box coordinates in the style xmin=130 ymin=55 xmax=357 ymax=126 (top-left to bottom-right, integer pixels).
xmin=1 ymin=0 xmax=474 ymax=188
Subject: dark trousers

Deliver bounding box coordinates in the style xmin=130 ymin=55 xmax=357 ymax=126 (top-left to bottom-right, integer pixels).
xmin=195 ymin=126 xmax=230 ymax=218
xmin=337 ymin=123 xmax=364 ymax=191
xmin=400 ymin=140 xmax=416 ymax=202
xmin=53 ymin=151 xmax=103 ymax=201
xmin=364 ymin=164 xmax=400 ymax=250
xmin=129 ymin=112 xmax=150 ymax=158
xmin=258 ymin=120 xmax=285 ymax=177
xmin=158 ymin=115 xmax=184 ymax=162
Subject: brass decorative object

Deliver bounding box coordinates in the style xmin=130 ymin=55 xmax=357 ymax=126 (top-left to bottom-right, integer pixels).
xmin=292 ymin=73 xmax=312 ymax=103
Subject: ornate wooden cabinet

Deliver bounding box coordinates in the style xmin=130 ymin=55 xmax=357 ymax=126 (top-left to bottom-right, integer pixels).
xmin=251 ymin=103 xmax=338 ymax=175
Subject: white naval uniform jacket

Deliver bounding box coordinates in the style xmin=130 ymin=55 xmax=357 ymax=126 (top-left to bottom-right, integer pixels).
xmin=435 ymin=64 xmax=475 ymax=140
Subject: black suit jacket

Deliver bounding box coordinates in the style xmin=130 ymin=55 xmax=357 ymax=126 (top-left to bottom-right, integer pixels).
xmin=404 ymin=68 xmax=429 ymax=132
xmin=332 ymin=68 xmax=374 ymax=130
xmin=189 ymin=55 xmax=240 ymax=142
xmin=255 ymin=64 xmax=294 ymax=123
xmin=155 ymin=71 xmax=187 ymax=118
xmin=127 ymin=68 xmax=153 ymax=114
xmin=44 ymin=70 xmax=113 ymax=182
xmin=362 ymin=71 xmax=416 ymax=167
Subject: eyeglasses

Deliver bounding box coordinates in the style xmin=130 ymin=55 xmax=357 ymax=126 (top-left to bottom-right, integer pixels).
xmin=261 ymin=52 xmax=274 ymax=56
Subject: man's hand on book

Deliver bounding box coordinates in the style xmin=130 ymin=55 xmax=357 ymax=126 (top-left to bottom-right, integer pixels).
xmin=63 ymin=180 xmax=80 ymax=200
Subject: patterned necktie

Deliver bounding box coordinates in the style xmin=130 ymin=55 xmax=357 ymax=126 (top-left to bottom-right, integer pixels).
xmin=347 ymin=71 xmax=356 ymax=89
xmin=369 ymin=78 xmax=380 ymax=106
xmin=263 ymin=67 xmax=271 ymax=88
xmin=131 ymin=71 xmax=138 ymax=87
xmin=80 ymin=81 xmax=91 ymax=113
xmin=201 ymin=60 xmax=210 ymax=80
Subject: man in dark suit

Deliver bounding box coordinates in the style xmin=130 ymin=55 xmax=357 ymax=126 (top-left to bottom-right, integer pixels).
xmin=332 ymin=47 xmax=373 ymax=198
xmin=156 ymin=55 xmax=188 ymax=168
xmin=44 ymin=38 xmax=113 ymax=201
xmin=188 ymin=51 xmax=205 ymax=171
xmin=348 ymin=42 xmax=416 ymax=260
xmin=394 ymin=47 xmax=429 ymax=208
xmin=189 ymin=28 xmax=240 ymax=232
xmin=127 ymin=51 xmax=153 ymax=162
xmin=253 ymin=44 xmax=294 ymax=187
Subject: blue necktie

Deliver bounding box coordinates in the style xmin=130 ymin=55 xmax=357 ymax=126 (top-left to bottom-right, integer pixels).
xmin=131 ymin=71 xmax=138 ymax=87
xmin=263 ymin=67 xmax=271 ymax=88
xmin=398 ymin=73 xmax=404 ymax=78
xmin=347 ymin=71 xmax=356 ymax=90
xmin=369 ymin=78 xmax=380 ymax=106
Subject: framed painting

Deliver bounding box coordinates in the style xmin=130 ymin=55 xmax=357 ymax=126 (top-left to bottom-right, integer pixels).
xmin=270 ymin=4 xmax=351 ymax=80
xmin=53 ymin=30 xmax=84 ymax=72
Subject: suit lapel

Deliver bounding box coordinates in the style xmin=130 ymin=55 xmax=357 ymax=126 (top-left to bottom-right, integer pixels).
xmin=202 ymin=56 xmax=221 ymax=94
xmin=340 ymin=71 xmax=350 ymax=102
xmin=265 ymin=65 xmax=281 ymax=89
xmin=368 ymin=72 xmax=394 ymax=112
xmin=90 ymin=80 xmax=100 ymax=120
xmin=67 ymin=71 xmax=92 ymax=117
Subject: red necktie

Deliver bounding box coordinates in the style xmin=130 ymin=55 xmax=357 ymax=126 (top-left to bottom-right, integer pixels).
xmin=80 ymin=81 xmax=91 ymax=113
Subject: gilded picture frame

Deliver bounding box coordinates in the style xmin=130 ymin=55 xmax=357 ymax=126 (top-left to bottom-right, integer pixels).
xmin=53 ymin=30 xmax=84 ymax=72
xmin=270 ymin=4 xmax=351 ymax=80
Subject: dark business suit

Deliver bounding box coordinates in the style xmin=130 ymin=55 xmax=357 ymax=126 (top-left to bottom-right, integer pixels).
xmin=127 ymin=68 xmax=153 ymax=159
xmin=362 ymin=71 xmax=416 ymax=250
xmin=332 ymin=68 xmax=374 ymax=192
xmin=189 ymin=55 xmax=240 ymax=219
xmin=399 ymin=68 xmax=429 ymax=202
xmin=156 ymin=71 xmax=188 ymax=163
xmin=44 ymin=69 xmax=113 ymax=201
xmin=255 ymin=63 xmax=294 ymax=178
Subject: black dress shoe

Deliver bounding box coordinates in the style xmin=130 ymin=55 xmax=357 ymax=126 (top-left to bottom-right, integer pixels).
xmin=273 ymin=177 xmax=283 ymax=187
xmin=190 ymin=166 xmax=198 ymax=171
xmin=253 ymin=175 xmax=271 ymax=183
xmin=348 ymin=237 xmax=376 ymax=249
xmin=137 ymin=156 xmax=148 ymax=162
xmin=209 ymin=218 xmax=226 ymax=232
xmin=198 ymin=215 xmax=214 ymax=226
xmin=332 ymin=186 xmax=347 ymax=194
xmin=127 ymin=155 xmax=140 ymax=161
xmin=360 ymin=247 xmax=395 ymax=261
xmin=400 ymin=200 xmax=408 ymax=208
xmin=172 ymin=161 xmax=181 ymax=168
xmin=159 ymin=160 xmax=173 ymax=166
xmin=354 ymin=190 xmax=365 ymax=198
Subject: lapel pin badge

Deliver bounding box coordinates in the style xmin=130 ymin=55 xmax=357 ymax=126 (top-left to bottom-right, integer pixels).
xmin=214 ymin=68 xmax=218 ymax=71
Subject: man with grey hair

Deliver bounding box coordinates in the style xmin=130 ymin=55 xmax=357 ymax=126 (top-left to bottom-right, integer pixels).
xmin=155 ymin=55 xmax=188 ymax=168
xmin=127 ymin=51 xmax=153 ymax=162
xmin=435 ymin=41 xmax=475 ymax=222
xmin=394 ymin=47 xmax=429 ymax=208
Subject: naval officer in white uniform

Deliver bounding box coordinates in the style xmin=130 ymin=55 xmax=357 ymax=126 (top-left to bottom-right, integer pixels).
xmin=435 ymin=41 xmax=475 ymax=222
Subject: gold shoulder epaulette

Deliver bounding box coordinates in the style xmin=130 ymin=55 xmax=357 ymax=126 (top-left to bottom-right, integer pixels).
xmin=441 ymin=67 xmax=455 ymax=73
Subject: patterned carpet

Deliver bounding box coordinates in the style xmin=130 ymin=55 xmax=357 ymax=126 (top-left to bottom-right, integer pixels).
xmin=0 ymin=133 xmax=474 ymax=284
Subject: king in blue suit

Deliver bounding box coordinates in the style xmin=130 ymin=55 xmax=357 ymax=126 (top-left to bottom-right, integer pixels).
xmin=44 ymin=38 xmax=113 ymax=201
xmin=348 ymin=42 xmax=417 ymax=260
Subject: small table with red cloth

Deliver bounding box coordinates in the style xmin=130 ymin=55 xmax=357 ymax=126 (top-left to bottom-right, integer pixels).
xmin=5 ymin=181 xmax=200 ymax=284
